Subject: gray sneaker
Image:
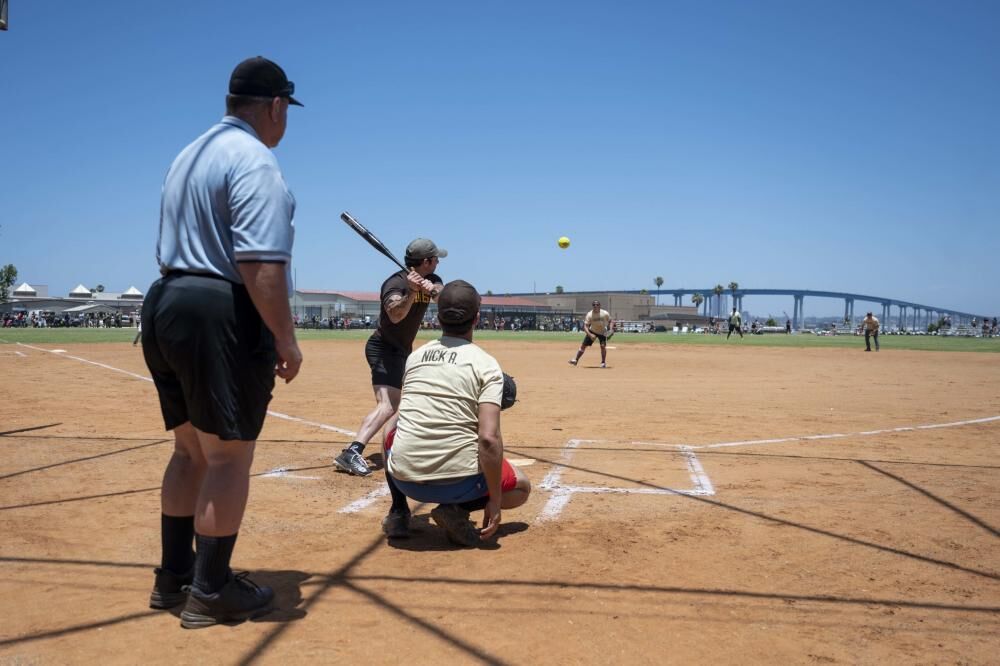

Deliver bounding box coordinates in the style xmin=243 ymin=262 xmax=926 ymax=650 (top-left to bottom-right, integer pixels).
xmin=334 ymin=448 xmax=371 ymax=476
xmin=430 ymin=504 xmax=480 ymax=547
xmin=381 ymin=510 xmax=411 ymax=538
xmin=180 ymin=571 xmax=274 ymax=629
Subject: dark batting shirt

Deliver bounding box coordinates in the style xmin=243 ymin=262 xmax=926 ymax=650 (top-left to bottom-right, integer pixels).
xmin=373 ymin=270 xmax=442 ymax=353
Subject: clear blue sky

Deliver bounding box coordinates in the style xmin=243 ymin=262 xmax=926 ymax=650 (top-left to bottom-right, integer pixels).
xmin=3 ymin=0 xmax=998 ymax=317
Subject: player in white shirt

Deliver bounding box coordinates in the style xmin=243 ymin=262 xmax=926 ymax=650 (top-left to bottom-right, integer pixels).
xmin=569 ymin=300 xmax=614 ymax=368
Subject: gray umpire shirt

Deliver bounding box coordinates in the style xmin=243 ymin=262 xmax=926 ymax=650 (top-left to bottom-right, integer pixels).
xmin=157 ymin=116 xmax=295 ymax=292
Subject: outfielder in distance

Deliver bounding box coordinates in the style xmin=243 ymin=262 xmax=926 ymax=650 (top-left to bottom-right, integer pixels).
xmin=727 ymin=307 xmax=743 ymax=339
xmin=862 ymin=311 xmax=880 ymax=352
xmin=333 ymin=239 xmax=445 ymax=493
xmin=569 ymin=299 xmax=614 ymax=368
xmin=384 ymin=280 xmax=530 ymax=545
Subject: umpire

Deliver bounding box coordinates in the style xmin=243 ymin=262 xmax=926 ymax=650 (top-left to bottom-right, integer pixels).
xmin=142 ymin=56 xmax=303 ymax=629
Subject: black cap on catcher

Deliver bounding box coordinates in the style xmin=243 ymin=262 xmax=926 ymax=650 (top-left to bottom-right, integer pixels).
xmin=437 ymin=280 xmax=480 ymax=326
xmin=230 ymin=56 xmax=303 ymax=106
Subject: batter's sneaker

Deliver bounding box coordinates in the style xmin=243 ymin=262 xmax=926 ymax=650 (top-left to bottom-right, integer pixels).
xmin=334 ymin=448 xmax=371 ymax=476
xmin=568 ymin=359 xmax=577 ymax=366
xmin=149 ymin=566 xmax=193 ymax=609
xmin=382 ymin=509 xmax=411 ymax=538
xmin=430 ymin=504 xmax=480 ymax=547
xmin=179 ymin=572 xmax=274 ymax=629
xmin=600 ymin=362 xmax=607 ymax=368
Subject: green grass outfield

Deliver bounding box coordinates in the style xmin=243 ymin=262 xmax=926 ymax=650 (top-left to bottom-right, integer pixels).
xmin=2 ymin=327 xmax=998 ymax=352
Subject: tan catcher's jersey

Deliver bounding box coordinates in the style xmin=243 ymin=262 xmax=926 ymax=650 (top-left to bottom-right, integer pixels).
xmin=585 ymin=309 xmax=611 ymax=335
xmin=388 ymin=336 xmax=504 ymax=482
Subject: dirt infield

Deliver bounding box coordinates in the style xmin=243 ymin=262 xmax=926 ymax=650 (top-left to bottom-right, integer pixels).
xmin=1 ymin=339 xmax=998 ymax=664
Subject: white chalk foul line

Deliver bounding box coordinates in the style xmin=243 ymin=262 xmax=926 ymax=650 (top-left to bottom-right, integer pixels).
xmin=19 ymin=342 xmax=155 ymax=382
xmin=265 ymin=411 xmax=356 ymax=437
xmin=690 ymin=415 xmax=1000 ymax=450
xmin=16 ymin=341 xmax=356 ymax=440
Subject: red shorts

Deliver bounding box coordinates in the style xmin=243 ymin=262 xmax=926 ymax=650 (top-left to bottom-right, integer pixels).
xmin=384 ymin=427 xmax=517 ymax=493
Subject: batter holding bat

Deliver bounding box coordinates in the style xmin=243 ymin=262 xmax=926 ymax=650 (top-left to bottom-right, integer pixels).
xmin=569 ymin=300 xmax=614 ymax=368
xmin=333 ymin=237 xmax=445 ymax=492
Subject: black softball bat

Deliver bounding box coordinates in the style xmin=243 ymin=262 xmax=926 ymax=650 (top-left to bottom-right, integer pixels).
xmin=340 ymin=212 xmax=408 ymax=271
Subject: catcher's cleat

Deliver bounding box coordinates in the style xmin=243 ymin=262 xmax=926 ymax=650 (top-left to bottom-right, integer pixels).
xmin=180 ymin=571 xmax=274 ymax=629
xmin=381 ymin=509 xmax=411 ymax=538
xmin=334 ymin=448 xmax=371 ymax=476
xmin=430 ymin=504 xmax=480 ymax=547
xmin=149 ymin=566 xmax=193 ymax=609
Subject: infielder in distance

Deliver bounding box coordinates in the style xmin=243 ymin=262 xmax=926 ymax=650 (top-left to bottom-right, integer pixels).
xmin=384 ymin=280 xmax=531 ymax=545
xmin=333 ymin=239 xmax=445 ymax=532
xmin=727 ymin=307 xmax=743 ymax=339
xmin=861 ymin=311 xmax=880 ymax=352
xmin=569 ymin=300 xmax=614 ymax=368
xmin=142 ymin=56 xmax=302 ymax=628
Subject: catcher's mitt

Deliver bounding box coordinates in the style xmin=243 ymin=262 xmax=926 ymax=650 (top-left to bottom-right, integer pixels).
xmin=501 ymin=372 xmax=517 ymax=410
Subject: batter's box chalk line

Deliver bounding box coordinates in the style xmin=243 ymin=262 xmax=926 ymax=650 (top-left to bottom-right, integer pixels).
xmin=537 ymin=439 xmax=716 ymax=522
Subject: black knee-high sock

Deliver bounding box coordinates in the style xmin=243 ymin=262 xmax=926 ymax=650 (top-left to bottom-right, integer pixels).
xmin=459 ymin=496 xmax=489 ymax=512
xmin=193 ymin=533 xmax=238 ymax=594
xmin=384 ymin=468 xmax=410 ymax=514
xmin=160 ymin=514 xmax=195 ymax=573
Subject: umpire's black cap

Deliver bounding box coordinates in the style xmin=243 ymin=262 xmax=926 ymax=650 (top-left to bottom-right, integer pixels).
xmin=230 ymin=56 xmax=304 ymax=106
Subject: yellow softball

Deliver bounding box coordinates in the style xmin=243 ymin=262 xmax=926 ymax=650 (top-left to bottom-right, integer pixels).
xmin=558 ymin=236 xmax=570 ymax=249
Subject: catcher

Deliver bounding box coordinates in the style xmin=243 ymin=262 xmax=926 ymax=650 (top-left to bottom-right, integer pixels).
xmin=569 ymin=299 xmax=614 ymax=368
xmin=382 ymin=279 xmax=530 ymax=545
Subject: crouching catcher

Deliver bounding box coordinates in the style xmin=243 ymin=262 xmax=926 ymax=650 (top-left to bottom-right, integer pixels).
xmin=382 ymin=280 xmax=530 ymax=546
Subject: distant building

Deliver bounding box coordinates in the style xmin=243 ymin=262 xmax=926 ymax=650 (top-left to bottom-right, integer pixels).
xmin=0 ymin=282 xmax=144 ymax=318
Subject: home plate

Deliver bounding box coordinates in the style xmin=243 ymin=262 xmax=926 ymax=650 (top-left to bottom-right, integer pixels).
xmin=509 ymin=458 xmax=535 ymax=466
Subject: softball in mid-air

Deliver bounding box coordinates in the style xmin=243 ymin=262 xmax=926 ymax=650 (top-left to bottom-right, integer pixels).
xmin=558 ymin=236 xmax=570 ymax=249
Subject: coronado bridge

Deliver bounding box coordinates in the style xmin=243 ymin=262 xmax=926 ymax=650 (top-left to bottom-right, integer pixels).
xmin=636 ymin=288 xmax=980 ymax=331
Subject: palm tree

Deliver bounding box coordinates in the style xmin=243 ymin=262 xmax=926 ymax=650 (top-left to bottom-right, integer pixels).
xmin=728 ymin=281 xmax=739 ymax=313
xmin=691 ymin=292 xmax=704 ymax=314
xmin=654 ymin=276 xmax=664 ymax=306
xmin=713 ymin=284 xmax=724 ymax=317
xmin=95 ymin=284 xmax=105 ymax=293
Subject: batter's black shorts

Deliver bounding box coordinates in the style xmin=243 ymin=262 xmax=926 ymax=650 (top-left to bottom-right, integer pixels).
xmin=581 ymin=332 xmax=607 ymax=347
xmin=141 ymin=272 xmax=276 ymax=441
xmin=365 ymin=334 xmax=408 ymax=389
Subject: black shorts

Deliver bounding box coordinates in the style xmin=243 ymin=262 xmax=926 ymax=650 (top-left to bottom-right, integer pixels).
xmin=582 ymin=332 xmax=607 ymax=347
xmin=365 ymin=334 xmax=408 ymax=389
xmin=141 ymin=273 xmax=276 ymax=441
